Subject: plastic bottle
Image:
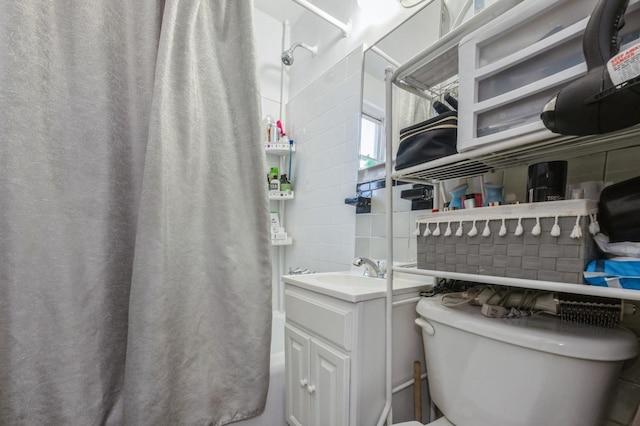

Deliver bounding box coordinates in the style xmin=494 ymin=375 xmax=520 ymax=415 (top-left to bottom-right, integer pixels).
xmin=280 ymin=174 xmax=291 ymax=193
xmin=270 ymin=176 xmax=281 ymax=193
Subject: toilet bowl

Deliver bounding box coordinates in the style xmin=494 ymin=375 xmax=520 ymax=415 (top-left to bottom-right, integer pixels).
xmin=397 ymin=294 xmax=639 ymax=426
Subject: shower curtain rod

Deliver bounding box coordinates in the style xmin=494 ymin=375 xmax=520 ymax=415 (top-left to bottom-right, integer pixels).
xmin=291 ymin=0 xmax=351 ymax=37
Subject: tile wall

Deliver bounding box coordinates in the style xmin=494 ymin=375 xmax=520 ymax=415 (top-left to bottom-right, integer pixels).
xmin=355 ymin=180 xmax=424 ymax=265
xmin=283 ymin=47 xmax=363 ymax=273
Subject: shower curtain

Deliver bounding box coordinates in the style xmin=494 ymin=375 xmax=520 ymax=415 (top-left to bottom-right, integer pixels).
xmin=0 ymin=1 xmax=272 ymax=425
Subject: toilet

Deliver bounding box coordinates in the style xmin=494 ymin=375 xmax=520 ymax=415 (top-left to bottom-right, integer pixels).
xmin=396 ymin=294 xmax=640 ymax=426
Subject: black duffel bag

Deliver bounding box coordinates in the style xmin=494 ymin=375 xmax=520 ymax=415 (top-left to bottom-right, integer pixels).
xmin=396 ymin=97 xmax=458 ymax=171
xmin=396 ymin=111 xmax=457 ymax=170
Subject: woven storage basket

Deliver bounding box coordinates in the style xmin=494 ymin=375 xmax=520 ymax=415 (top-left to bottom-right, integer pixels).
xmin=415 ymin=200 xmax=599 ymax=284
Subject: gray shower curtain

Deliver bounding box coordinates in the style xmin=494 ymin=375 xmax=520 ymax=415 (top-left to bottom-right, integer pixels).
xmin=0 ymin=1 xmax=272 ymax=425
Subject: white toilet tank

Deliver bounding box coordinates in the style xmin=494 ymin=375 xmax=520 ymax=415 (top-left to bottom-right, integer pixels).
xmin=416 ymin=295 xmax=639 ymax=426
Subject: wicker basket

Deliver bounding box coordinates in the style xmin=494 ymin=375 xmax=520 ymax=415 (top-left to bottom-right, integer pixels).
xmin=415 ymin=200 xmax=599 ymax=284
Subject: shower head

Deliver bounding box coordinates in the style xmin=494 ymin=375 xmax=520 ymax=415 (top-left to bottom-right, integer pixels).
xmin=281 ymin=42 xmax=318 ymax=66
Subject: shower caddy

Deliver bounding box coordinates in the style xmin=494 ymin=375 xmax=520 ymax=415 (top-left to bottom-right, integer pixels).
xmin=266 ymin=142 xmax=295 ymax=313
xmin=377 ymin=0 xmax=640 ymax=425
xmin=266 ymin=142 xmax=295 ymax=246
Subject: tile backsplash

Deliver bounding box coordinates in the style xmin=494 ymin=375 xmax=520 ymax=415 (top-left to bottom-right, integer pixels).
xmin=355 ymin=181 xmax=423 ymax=264
xmin=353 ymin=140 xmax=640 ymax=270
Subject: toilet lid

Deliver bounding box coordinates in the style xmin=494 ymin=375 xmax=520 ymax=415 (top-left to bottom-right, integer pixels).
xmin=417 ymin=295 xmax=639 ymax=361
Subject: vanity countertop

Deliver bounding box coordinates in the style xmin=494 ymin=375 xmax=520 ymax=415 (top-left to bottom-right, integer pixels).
xmin=281 ymin=269 xmax=434 ymax=302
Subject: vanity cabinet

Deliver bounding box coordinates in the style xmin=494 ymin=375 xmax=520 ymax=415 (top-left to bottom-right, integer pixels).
xmin=285 ymin=324 xmax=350 ymax=426
xmin=283 ymin=277 xmax=428 ymax=426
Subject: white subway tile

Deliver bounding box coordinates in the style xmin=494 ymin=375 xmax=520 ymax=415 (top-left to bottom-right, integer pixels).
xmin=345 ymin=115 xmax=359 ymax=141
xmin=354 ymin=237 xmax=371 ymax=259
xmin=393 ymin=238 xmax=410 ymax=263
xmin=371 ymin=188 xmax=386 ymax=214
xmin=371 ymin=213 xmax=386 ymax=238
xmin=392 ymin=184 xmax=413 ymax=213
xmin=369 ymin=237 xmax=387 ymax=259
xmin=347 ymin=47 xmax=363 ymax=77
xmin=356 ymin=215 xmax=372 ymax=237
xmin=393 ymin=211 xmax=410 ymax=237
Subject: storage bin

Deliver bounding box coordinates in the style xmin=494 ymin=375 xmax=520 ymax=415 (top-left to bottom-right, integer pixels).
xmin=457 ymin=0 xmax=640 ymax=152
xmin=415 ymin=200 xmax=598 ymax=284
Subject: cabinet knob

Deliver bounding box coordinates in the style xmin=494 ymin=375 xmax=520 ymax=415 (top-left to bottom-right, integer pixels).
xmin=299 ymin=379 xmax=308 ymax=387
xmin=307 ymin=385 xmax=315 ymax=394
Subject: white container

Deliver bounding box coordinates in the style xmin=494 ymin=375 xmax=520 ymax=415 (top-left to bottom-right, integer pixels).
xmin=416 ymin=295 xmax=639 ymax=426
xmin=457 ymin=0 xmax=640 ymax=152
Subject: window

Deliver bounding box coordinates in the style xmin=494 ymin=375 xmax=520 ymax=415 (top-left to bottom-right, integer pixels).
xmin=359 ymin=111 xmax=385 ymax=169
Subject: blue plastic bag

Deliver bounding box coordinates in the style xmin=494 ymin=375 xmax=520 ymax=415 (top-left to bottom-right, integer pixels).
xmin=584 ymin=258 xmax=640 ymax=289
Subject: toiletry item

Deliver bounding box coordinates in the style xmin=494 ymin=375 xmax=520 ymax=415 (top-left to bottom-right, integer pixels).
xmin=527 ymin=161 xmax=567 ymax=202
xmin=288 ymin=139 xmax=294 ymax=178
xmin=464 ymin=194 xmax=477 ymax=209
xmin=578 ymin=181 xmax=604 ymax=200
xmin=269 ymin=166 xmax=279 ymax=181
xmin=571 ymin=188 xmax=585 ymax=199
xmin=269 ymin=211 xmax=280 ymax=234
xmin=272 ymin=230 xmax=288 ymax=240
xmin=263 ymin=115 xmax=275 ymax=142
xmin=280 ymin=174 xmax=292 ymax=193
xmin=270 ymin=123 xmax=279 ymax=142
xmin=270 ymin=176 xmax=280 ymax=193
xmin=484 ymin=184 xmax=504 ymax=206
xmin=448 ymin=183 xmax=468 ymax=209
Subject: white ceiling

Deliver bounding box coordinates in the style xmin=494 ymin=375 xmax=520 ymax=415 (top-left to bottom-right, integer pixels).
xmin=252 ymin=0 xmax=468 ymax=84
xmin=253 ymin=0 xmax=308 ymax=24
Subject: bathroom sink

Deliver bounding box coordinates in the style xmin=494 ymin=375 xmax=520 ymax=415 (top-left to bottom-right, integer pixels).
xmin=282 ymin=270 xmax=433 ymax=302
xmin=314 ymin=273 xmax=385 ymax=287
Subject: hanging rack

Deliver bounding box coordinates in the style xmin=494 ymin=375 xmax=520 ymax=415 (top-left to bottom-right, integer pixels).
xmin=290 ymin=0 xmax=352 ymax=37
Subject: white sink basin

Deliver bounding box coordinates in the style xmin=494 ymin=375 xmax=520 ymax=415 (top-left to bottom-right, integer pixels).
xmin=314 ymin=273 xmax=385 ymax=287
xmin=282 ymin=270 xmax=433 ymax=302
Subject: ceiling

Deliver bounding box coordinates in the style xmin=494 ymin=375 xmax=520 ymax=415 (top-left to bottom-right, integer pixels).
xmin=254 ymin=0 xmax=310 ymax=24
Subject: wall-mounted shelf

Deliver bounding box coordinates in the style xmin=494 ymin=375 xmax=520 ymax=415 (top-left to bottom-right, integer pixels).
xmin=265 ymin=142 xmax=295 ymax=156
xmin=269 ymin=191 xmax=295 ymax=200
xmin=265 ymin=141 xmax=295 ymax=249
xmin=272 ymin=237 xmax=293 ymax=246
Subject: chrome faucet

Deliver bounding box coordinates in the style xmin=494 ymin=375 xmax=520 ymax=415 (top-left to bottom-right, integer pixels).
xmin=352 ymin=257 xmax=385 ymax=278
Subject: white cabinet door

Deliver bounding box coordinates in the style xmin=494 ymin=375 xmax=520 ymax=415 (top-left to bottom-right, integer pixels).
xmin=285 ymin=324 xmax=310 ymax=426
xmin=309 ymin=339 xmax=350 ymax=426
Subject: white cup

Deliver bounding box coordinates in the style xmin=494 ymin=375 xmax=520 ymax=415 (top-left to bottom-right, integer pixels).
xmin=571 ymin=188 xmax=585 ymax=199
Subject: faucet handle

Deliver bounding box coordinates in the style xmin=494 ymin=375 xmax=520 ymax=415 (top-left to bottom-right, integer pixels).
xmin=378 ymin=260 xmax=387 ymax=275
